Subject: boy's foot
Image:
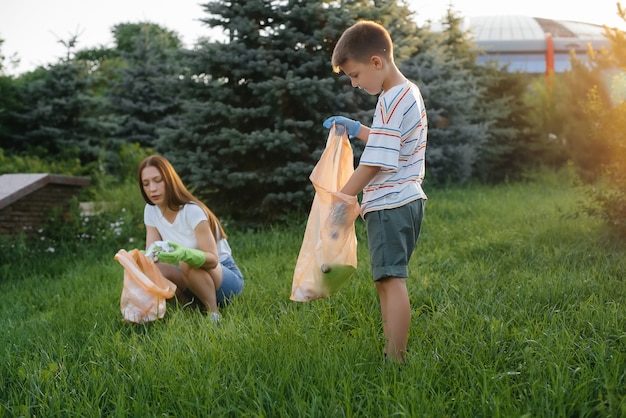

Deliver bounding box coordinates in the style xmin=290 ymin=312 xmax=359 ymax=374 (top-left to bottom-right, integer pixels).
xmin=383 ymin=353 xmax=404 ymax=372
xmin=209 ymin=312 xmax=222 ymax=323
xmin=383 ymin=352 xmax=406 ymax=365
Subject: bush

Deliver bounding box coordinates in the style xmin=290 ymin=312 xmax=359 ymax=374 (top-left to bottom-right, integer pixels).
xmin=579 ymin=87 xmax=626 ymax=237
xmin=0 ymin=180 xmax=146 ymax=271
xmin=0 ymin=148 xmax=85 ymax=175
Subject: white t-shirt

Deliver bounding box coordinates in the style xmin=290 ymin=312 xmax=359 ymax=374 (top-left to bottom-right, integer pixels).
xmin=144 ymin=203 xmax=232 ymax=262
xmin=359 ymin=81 xmax=428 ymax=215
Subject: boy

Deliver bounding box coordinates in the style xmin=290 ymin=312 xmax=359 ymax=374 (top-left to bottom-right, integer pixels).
xmin=323 ymin=20 xmax=427 ymax=364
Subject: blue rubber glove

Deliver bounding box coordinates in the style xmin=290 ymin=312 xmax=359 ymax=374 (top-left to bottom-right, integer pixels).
xmin=323 ymin=116 xmax=361 ymax=138
xmin=157 ymin=241 xmax=206 ymax=268
xmin=326 ymin=192 xmax=360 ymax=236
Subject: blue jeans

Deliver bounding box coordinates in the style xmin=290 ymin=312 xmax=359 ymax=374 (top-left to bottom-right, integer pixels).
xmin=216 ymin=256 xmax=244 ymax=306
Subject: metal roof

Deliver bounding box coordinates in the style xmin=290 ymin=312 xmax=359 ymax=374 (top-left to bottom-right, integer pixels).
xmin=469 ymin=15 xmax=546 ymax=41
xmin=465 ymin=15 xmax=608 ymax=41
xmin=427 ymin=15 xmax=615 ymax=73
xmin=461 ymin=15 xmax=610 ymax=52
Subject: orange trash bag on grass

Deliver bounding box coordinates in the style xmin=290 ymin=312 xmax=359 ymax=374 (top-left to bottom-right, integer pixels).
xmin=114 ymin=248 xmax=177 ymax=323
xmin=291 ymin=124 xmax=360 ymax=302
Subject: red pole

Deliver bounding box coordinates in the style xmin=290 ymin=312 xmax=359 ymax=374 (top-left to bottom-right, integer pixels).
xmin=545 ymin=32 xmax=554 ymax=87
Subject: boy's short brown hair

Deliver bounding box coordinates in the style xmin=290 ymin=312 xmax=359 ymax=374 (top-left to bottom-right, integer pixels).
xmin=331 ymin=20 xmax=394 ymax=73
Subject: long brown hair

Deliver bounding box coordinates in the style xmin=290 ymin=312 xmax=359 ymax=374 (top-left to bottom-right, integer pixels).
xmin=138 ymin=155 xmax=227 ymax=240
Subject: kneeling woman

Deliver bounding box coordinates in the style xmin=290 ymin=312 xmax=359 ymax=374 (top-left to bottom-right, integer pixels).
xmin=138 ymin=155 xmax=244 ymax=322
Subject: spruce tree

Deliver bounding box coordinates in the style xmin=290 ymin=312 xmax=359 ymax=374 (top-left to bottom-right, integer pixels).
xmin=401 ymin=8 xmax=533 ymax=185
xmin=473 ymin=65 xmax=540 ymax=183
xmin=108 ymin=23 xmax=184 ymax=148
xmin=0 ymin=39 xmax=21 ymax=149
xmin=157 ymin=0 xmax=356 ymax=222
xmin=10 ymin=60 xmax=114 ymax=166
xmin=401 ymin=12 xmax=487 ymax=184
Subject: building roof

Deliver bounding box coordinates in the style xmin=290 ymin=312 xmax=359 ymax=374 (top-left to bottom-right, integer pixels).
xmin=469 ymin=15 xmax=546 ymax=41
xmin=0 ymin=173 xmax=90 ymax=210
xmin=463 ymin=15 xmax=609 ymax=53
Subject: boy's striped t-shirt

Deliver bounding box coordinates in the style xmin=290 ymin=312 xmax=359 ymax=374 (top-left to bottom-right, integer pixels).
xmin=359 ymin=80 xmax=427 ymax=216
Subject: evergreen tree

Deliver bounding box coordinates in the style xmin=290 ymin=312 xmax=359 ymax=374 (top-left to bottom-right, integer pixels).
xmin=567 ymin=2 xmax=626 ymax=236
xmin=0 ymin=75 xmax=18 ymax=148
xmin=401 ymin=10 xmax=488 ymax=184
xmin=402 ymin=7 xmax=539 ymax=185
xmin=158 ymin=0 xmax=359 ymax=222
xmin=473 ymin=63 xmax=542 ymax=183
xmin=112 ymin=22 xmax=183 ymax=54
xmin=108 ymin=23 xmax=184 ymax=148
xmin=0 ymin=39 xmax=21 ymax=149
xmin=518 ymin=74 xmax=571 ymax=174
xmin=10 ymin=60 xmax=115 ymax=167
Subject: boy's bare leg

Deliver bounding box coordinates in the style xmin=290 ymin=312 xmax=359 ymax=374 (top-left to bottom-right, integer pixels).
xmin=376 ymin=277 xmax=410 ymax=363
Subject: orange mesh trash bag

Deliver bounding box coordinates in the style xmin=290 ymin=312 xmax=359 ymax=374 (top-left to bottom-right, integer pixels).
xmin=291 ymin=124 xmax=360 ymax=301
xmin=114 ymin=248 xmax=177 ymax=323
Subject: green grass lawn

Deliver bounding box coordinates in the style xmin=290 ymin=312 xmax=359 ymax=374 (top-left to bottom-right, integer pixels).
xmin=1 ymin=173 xmax=625 ymax=417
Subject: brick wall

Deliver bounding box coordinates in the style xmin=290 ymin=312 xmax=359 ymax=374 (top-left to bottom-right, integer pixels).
xmin=0 ymin=174 xmax=90 ymax=236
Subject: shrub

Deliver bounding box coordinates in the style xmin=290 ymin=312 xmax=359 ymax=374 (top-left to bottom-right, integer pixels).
xmin=579 ymin=87 xmax=626 ymax=238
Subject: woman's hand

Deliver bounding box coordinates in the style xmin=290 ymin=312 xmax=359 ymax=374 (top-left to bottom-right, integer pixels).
xmin=158 ymin=242 xmax=207 ymax=268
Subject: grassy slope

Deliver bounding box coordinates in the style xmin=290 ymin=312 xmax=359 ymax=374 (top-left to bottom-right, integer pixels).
xmin=1 ymin=174 xmax=624 ymax=417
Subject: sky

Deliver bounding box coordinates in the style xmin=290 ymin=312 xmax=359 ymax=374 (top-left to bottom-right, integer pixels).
xmin=1 ymin=0 xmax=624 ymax=75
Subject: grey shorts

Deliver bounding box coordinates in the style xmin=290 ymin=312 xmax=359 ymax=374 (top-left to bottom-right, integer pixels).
xmin=364 ymin=199 xmax=425 ymax=281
